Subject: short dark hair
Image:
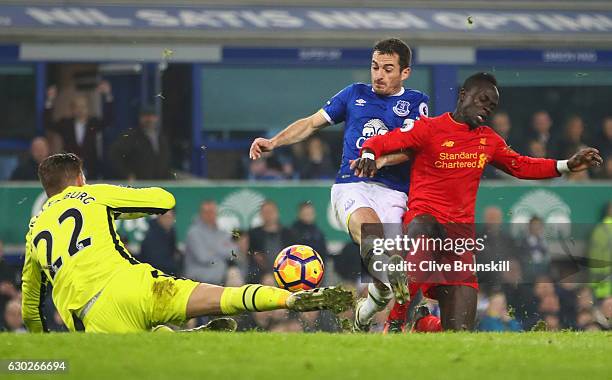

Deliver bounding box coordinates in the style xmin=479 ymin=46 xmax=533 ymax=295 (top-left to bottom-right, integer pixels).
xmin=38 ymin=153 xmax=83 ymax=196
xmin=298 ymin=201 xmax=314 ymax=211
xmin=462 ymin=72 xmax=498 ymax=92
xmin=373 ymin=38 xmax=412 ymax=70
xmin=529 ymin=215 xmax=543 ymax=224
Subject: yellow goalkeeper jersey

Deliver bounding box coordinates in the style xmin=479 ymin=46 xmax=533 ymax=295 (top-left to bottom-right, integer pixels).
xmin=21 ymin=184 xmax=175 ymax=332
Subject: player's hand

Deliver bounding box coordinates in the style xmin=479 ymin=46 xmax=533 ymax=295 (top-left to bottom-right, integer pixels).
xmin=350 ymin=151 xmax=378 ymax=178
xmin=567 ymin=147 xmax=603 ymax=172
xmin=249 ymin=137 xmax=275 ymax=160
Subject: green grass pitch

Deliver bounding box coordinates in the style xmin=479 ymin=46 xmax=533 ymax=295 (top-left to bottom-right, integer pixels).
xmin=1 ymin=332 xmax=611 ymax=379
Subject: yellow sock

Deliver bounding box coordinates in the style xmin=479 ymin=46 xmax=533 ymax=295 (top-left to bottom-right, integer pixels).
xmin=220 ymin=285 xmax=291 ymax=315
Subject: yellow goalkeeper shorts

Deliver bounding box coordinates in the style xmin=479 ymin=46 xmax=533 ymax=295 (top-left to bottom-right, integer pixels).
xmin=78 ymin=263 xmax=199 ymax=333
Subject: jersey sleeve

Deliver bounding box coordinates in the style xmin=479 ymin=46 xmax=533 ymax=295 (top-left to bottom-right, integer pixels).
xmin=408 ymin=93 xmax=430 ymax=120
xmin=89 ymin=184 xmax=176 ymax=218
xmin=321 ymin=84 xmax=354 ymax=125
xmin=490 ymin=133 xmax=560 ymax=179
xmin=362 ymin=117 xmax=431 ymax=157
xmin=21 ymin=225 xmax=49 ymax=333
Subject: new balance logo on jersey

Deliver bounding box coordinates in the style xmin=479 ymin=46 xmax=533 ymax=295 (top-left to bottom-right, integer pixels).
xmin=355 ymin=99 xmax=366 ymax=106
xmin=442 ymin=140 xmax=455 ymax=147
xmin=356 ymin=119 xmax=388 ymax=148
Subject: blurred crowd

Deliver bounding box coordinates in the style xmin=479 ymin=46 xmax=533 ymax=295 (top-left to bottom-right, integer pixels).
xmin=1 ymin=198 xmax=610 ymax=333
xmin=7 ymin=82 xmax=174 ymax=182
xmin=482 ymin=111 xmax=612 ymax=181
xmin=3 ymin=81 xmax=612 ymax=181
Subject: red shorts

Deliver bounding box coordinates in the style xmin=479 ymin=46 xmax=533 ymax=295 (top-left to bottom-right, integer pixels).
xmin=402 ymin=209 xmax=479 ymax=300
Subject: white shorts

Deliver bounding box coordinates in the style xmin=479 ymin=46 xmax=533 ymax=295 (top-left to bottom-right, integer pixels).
xmin=331 ymin=182 xmax=408 ymax=236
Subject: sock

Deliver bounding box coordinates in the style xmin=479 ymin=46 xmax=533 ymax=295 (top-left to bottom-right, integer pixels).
xmin=387 ymin=301 xmax=409 ymax=324
xmin=361 ymin=238 xmax=392 ymax=285
xmin=220 ymin=284 xmax=291 ymax=315
xmin=358 ymin=283 xmax=392 ymax=325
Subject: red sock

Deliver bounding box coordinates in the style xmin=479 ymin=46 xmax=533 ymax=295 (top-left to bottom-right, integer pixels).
xmin=387 ymin=301 xmax=409 ymax=323
xmin=414 ymin=315 xmax=442 ymax=332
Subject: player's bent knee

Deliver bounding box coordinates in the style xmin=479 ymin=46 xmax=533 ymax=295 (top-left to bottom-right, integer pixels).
xmin=348 ymin=207 xmax=382 ymax=242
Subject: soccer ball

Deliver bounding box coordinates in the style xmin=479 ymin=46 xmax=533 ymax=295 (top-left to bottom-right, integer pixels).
xmin=273 ymin=245 xmax=324 ymax=292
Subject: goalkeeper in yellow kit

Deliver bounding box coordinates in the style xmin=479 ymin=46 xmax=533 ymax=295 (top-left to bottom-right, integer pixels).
xmin=22 ymin=153 xmax=352 ymax=333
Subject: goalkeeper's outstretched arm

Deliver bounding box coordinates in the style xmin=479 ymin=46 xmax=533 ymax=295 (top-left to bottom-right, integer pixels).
xmin=90 ymin=184 xmax=176 ymax=219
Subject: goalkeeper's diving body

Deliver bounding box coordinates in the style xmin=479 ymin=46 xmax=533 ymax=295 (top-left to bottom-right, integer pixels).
xmin=21 ymin=153 xmax=352 ymax=333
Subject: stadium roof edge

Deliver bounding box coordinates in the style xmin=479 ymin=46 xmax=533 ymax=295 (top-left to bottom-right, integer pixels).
xmin=1 ymin=1 xmax=611 ymax=12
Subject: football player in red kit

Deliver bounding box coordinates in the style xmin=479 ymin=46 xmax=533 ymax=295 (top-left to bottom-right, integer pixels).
xmin=352 ymin=72 xmax=603 ymax=331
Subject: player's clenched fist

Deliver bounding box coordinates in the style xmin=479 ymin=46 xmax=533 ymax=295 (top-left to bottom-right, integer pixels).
xmin=350 ymin=150 xmax=378 ymax=178
xmin=249 ymin=138 xmax=275 ymax=160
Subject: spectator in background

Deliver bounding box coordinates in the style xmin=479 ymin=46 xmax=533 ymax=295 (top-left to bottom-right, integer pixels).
xmin=139 ymin=209 xmax=180 ymax=276
xmin=575 ymin=287 xmax=597 ymax=330
xmin=588 ymin=201 xmax=612 ymax=300
xmin=10 ymin=137 xmax=50 ymax=180
xmin=248 ymin=200 xmax=293 ymax=282
xmin=555 ymin=115 xmax=588 ymax=158
xmin=519 ymin=216 xmax=550 ymax=281
xmin=183 ymin=201 xmax=236 ymax=285
xmin=533 ymin=276 xmax=576 ymax=330
xmin=500 ymin=258 xmax=538 ymax=328
xmin=602 ymin=156 xmax=612 ymax=180
xmin=300 ymin=137 xmax=336 ymax=179
xmin=533 ymin=279 xmax=561 ymax=330
xmin=596 ymin=116 xmax=612 ymax=156
xmin=109 ymin=106 xmax=172 ymax=180
xmin=2 ymin=299 xmax=25 ymax=332
xmin=0 ymin=241 xmax=20 ymax=319
xmin=596 ymin=296 xmax=612 ymax=329
xmin=491 ymin=111 xmax=514 ymax=146
xmin=229 ymin=230 xmax=250 ymax=284
xmin=44 ymin=82 xmax=114 ymax=179
xmin=592 ymin=116 xmax=612 ymax=178
xmin=289 ymin=142 xmax=307 ymax=175
xmin=528 ymin=110 xmax=555 ymax=153
xmin=477 ymin=292 xmax=522 ymax=331
xmin=477 ymin=206 xmax=518 ymax=292
xmin=289 ymin=202 xmax=329 ymax=262
xmin=248 ymin=152 xmax=295 ymax=180
xmin=483 ymin=112 xmax=515 ymax=179
xmin=527 ymin=140 xmax=547 ymax=158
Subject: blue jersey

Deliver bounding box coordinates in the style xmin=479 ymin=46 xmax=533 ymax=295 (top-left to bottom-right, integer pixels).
xmin=321 ymin=83 xmax=429 ymax=193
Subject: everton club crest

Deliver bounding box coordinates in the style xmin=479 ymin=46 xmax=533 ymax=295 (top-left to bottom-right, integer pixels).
xmin=393 ymin=100 xmax=410 ymax=117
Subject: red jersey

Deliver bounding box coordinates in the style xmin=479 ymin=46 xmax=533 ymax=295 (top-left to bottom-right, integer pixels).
xmin=362 ymin=112 xmax=560 ymax=224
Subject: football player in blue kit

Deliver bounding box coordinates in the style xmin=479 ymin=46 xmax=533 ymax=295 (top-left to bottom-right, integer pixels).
xmin=249 ymin=38 xmax=429 ymax=332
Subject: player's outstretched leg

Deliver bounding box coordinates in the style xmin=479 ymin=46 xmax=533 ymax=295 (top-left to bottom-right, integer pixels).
xmin=186 ymin=283 xmax=354 ymax=319
xmin=349 ymin=208 xmax=409 ymax=332
xmin=384 ymin=214 xmax=444 ymax=332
